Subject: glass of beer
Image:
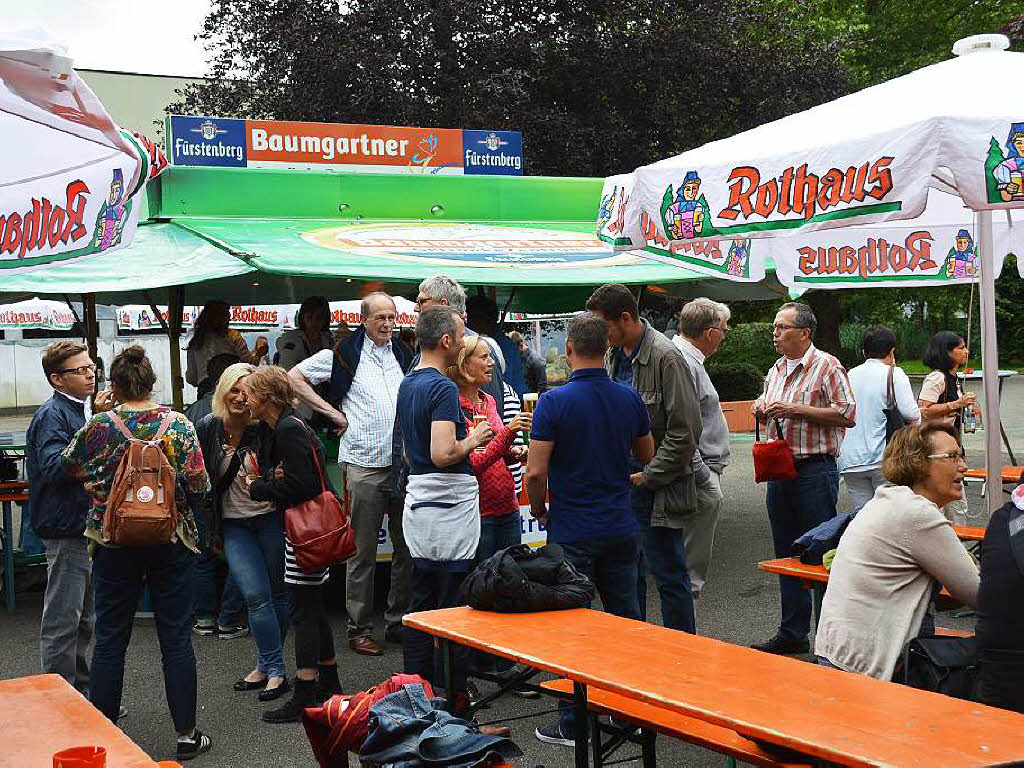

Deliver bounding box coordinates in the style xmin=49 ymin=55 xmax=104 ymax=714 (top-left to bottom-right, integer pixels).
xmin=472 ymin=405 xmax=487 ymax=454
xmin=522 ymin=393 xmax=539 ymax=413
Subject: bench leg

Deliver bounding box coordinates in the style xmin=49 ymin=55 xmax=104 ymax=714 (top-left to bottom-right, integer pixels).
xmin=3 ymin=500 xmax=14 ymax=614
xmin=441 ymin=638 xmax=455 ymax=713
xmin=726 ymin=758 xmax=737 ymax=768
xmin=642 ymin=729 xmax=657 ymax=768
xmin=573 ymin=681 xmax=590 ymax=768
xmin=591 ymin=712 xmax=603 ymax=768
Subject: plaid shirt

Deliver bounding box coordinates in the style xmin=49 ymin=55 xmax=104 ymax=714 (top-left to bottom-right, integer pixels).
xmin=757 ymin=345 xmax=856 ymax=459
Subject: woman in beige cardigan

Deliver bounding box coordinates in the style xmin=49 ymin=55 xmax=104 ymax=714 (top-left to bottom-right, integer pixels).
xmin=814 ymin=421 xmax=979 ymax=679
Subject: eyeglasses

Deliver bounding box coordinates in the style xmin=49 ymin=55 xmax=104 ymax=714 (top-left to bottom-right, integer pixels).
xmin=772 ymin=323 xmax=805 ymax=333
xmin=710 ymin=325 xmax=728 ymax=337
xmin=58 ymin=364 xmax=97 ymax=376
xmin=927 ymin=452 xmax=969 ymax=465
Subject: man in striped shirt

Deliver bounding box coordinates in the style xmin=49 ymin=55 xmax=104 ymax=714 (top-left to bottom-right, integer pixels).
xmin=751 ymin=302 xmax=856 ymax=655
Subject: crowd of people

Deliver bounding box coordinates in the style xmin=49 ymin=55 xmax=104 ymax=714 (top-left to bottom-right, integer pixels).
xmin=21 ymin=273 xmax=1024 ymax=761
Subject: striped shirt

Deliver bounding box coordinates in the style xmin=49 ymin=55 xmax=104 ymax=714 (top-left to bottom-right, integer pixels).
xmin=757 ymin=345 xmax=856 ymax=459
xmin=502 ymin=382 xmax=526 ymax=495
xmin=297 ymin=338 xmax=405 ymax=468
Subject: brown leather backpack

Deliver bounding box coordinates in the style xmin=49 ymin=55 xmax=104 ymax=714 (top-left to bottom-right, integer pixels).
xmin=103 ymin=410 xmax=178 ymax=546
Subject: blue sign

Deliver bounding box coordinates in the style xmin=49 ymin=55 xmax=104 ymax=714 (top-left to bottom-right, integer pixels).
xmin=461 ymin=130 xmax=523 ymax=176
xmin=168 ymin=115 xmax=247 ymax=167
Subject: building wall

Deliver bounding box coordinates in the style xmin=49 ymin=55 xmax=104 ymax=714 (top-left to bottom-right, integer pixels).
xmin=78 ymin=69 xmax=206 ymax=140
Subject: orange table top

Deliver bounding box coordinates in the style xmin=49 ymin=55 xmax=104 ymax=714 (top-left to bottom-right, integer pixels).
xmin=757 ymin=556 xmax=959 ymax=600
xmin=405 ymin=607 xmax=1024 ymax=767
xmin=963 ymin=467 xmax=1024 ymax=483
xmin=0 ymin=675 xmax=158 ymax=767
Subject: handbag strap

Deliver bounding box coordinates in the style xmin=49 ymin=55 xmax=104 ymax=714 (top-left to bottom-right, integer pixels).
xmin=755 ymin=416 xmax=787 ymax=442
xmin=289 ymin=416 xmax=328 ymax=494
xmin=887 ymin=365 xmax=896 ymax=409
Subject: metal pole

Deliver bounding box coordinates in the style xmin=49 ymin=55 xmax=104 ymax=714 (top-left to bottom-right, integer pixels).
xmin=533 ymin=319 xmax=542 ymax=355
xmin=978 ymin=210 xmax=1001 ymax=515
xmin=82 ymin=295 xmax=98 ymax=364
xmin=167 ymin=286 xmax=185 ymax=411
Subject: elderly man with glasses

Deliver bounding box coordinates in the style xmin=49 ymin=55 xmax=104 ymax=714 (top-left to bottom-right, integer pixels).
xmin=751 ymin=302 xmax=856 ymax=655
xmin=673 ymin=298 xmax=732 ymax=605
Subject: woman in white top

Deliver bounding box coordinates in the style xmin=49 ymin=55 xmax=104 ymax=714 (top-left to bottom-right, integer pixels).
xmin=918 ymin=331 xmax=976 ymax=523
xmin=838 ymin=326 xmax=920 ymax=512
xmin=815 ymin=422 xmax=979 ymax=680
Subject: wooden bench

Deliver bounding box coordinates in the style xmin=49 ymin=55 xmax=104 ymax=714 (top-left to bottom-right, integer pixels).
xmin=541 ymin=678 xmax=810 ymax=768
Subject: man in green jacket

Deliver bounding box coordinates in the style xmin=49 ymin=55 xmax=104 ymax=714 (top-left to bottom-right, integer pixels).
xmin=588 ymin=284 xmax=703 ymax=633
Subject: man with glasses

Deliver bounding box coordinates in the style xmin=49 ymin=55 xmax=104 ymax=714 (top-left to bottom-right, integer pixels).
xmin=751 ymin=302 xmax=856 ymax=655
xmin=289 ymin=292 xmax=413 ymax=656
xmin=27 ymin=341 xmax=112 ymax=694
xmin=674 ymin=298 xmax=732 ymax=605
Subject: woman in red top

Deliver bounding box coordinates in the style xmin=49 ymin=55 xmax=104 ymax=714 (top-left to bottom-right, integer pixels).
xmin=449 ymin=336 xmax=532 ymax=553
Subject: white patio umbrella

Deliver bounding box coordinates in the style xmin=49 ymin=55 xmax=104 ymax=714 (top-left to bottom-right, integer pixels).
xmin=0 ymin=33 xmax=164 ymax=276
xmin=0 ymin=296 xmax=77 ymax=330
xmin=601 ymin=34 xmax=1024 ymax=512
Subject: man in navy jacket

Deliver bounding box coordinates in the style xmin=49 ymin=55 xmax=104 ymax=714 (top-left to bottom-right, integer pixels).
xmin=27 ymin=341 xmax=111 ymax=694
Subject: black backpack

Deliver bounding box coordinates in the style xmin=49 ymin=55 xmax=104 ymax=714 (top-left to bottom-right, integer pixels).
xmin=461 ymin=543 xmax=595 ymax=613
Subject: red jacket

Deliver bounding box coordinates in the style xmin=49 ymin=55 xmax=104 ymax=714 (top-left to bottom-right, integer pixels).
xmin=459 ymin=391 xmax=519 ymax=518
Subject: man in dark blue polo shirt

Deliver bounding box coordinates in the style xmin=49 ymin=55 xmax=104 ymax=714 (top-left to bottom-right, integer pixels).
xmin=526 ymin=312 xmax=654 ymax=747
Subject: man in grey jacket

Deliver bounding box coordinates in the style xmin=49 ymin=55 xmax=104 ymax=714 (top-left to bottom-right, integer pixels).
xmin=673 ymin=298 xmax=732 ymax=601
xmin=588 ymin=284 xmax=702 ymax=633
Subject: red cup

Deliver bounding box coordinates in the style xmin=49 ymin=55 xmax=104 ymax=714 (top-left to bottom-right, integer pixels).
xmin=53 ymin=746 xmax=106 ymax=767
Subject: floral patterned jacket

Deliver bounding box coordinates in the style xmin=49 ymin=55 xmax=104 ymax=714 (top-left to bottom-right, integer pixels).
xmin=62 ymin=406 xmax=210 ymax=551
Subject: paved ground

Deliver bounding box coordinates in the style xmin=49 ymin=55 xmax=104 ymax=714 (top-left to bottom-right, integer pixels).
xmin=0 ymin=375 xmax=1012 ymax=767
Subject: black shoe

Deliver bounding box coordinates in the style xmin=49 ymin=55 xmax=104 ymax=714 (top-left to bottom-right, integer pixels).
xmin=233 ymin=676 xmax=266 ymax=692
xmin=262 ymin=679 xmax=319 ymax=723
xmin=177 ymin=728 xmax=212 ymax=761
xmin=217 ymin=623 xmax=249 ymax=640
xmin=317 ymin=663 xmax=343 ymax=698
xmin=258 ymin=677 xmax=291 ymax=702
xmin=751 ymin=634 xmax=810 ymax=655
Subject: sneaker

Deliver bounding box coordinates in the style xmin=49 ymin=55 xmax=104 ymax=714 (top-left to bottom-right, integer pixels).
xmin=512 ymin=688 xmax=541 ymax=699
xmin=750 ymin=634 xmax=810 ymax=655
xmin=216 ymin=624 xmax=250 ymax=640
xmin=466 ymin=680 xmax=481 ymax=703
xmin=176 ymin=728 xmax=212 ymax=761
xmin=535 ymin=722 xmax=575 ymax=747
xmin=192 ymin=619 xmax=216 ymax=636
xmin=116 ymin=706 xmax=128 ymax=721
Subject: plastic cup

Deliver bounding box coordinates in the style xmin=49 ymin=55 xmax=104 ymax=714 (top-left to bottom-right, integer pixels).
xmin=53 ymin=746 xmax=106 ymax=767
xmin=522 ymin=393 xmax=539 ymax=413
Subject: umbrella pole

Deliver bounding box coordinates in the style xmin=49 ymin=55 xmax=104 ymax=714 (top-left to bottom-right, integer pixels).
xmin=82 ymin=294 xmax=98 ymax=364
xmin=167 ymin=286 xmax=185 ymax=411
xmin=978 ymin=210 xmax=1001 ymax=515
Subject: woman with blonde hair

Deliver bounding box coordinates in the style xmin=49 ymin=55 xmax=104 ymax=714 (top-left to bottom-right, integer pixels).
xmin=242 ymin=366 xmax=341 ymax=723
xmin=815 ymin=421 xmax=979 ymax=680
xmin=194 ymin=363 xmax=290 ymax=705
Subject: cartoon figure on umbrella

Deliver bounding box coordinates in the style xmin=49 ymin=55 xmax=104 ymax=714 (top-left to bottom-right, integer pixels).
xmin=663 ymin=171 xmax=708 ymax=239
xmin=726 ymin=238 xmax=750 ymax=277
xmin=943 ymin=228 xmax=978 ymax=278
xmin=993 ymin=123 xmax=1024 ymax=202
xmin=92 ymin=168 xmax=129 ymax=252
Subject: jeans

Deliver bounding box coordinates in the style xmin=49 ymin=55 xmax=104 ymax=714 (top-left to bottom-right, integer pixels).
xmin=192 ymin=546 xmax=245 ymax=628
xmin=766 ymin=455 xmax=839 ymax=642
xmin=633 ymin=486 xmax=695 ymax=634
xmin=403 ymin=558 xmax=474 ymax=697
xmin=40 ymin=536 xmax=94 ymax=695
xmin=91 ymin=542 xmax=197 ymax=734
xmin=558 ymin=533 xmax=640 ymax=736
xmin=290 ymin=583 xmax=335 ymax=670
xmin=344 ymin=463 xmax=411 ymax=638
xmin=474 ymin=513 xmax=522 ymax=672
xmin=222 ymin=513 xmax=290 ymax=678
xmin=842 ymin=468 xmax=886 ymax=514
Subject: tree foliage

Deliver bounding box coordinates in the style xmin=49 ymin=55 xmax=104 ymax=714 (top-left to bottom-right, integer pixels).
xmin=171 ymin=0 xmax=851 ymax=176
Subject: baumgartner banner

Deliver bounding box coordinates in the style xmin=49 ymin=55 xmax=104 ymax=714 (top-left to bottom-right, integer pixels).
xmin=167 ymin=115 xmax=523 ymax=175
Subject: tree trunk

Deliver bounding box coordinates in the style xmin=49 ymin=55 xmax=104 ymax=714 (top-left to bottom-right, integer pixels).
xmin=806 ymin=291 xmax=841 ymax=357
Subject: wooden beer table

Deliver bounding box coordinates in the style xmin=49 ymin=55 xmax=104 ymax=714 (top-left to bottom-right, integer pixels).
xmin=404 ymin=607 xmax=1024 ymax=767
xmin=0 ymin=674 xmax=160 ymax=767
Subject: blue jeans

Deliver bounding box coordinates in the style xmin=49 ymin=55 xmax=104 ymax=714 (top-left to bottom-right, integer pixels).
xmin=766 ymin=455 xmax=839 ymax=642
xmin=633 ymin=486 xmax=695 ymax=634
xmin=403 ymin=558 xmax=474 ymax=700
xmin=91 ymin=542 xmax=197 ymax=734
xmin=222 ymin=513 xmax=290 ymax=678
xmin=475 ymin=513 xmax=522 ymax=672
xmin=558 ymin=533 xmax=640 ymax=736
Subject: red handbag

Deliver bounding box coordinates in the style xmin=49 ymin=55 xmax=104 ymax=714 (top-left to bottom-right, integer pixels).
xmin=752 ymin=417 xmax=798 ymax=483
xmin=285 ymin=421 xmax=356 ymax=572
